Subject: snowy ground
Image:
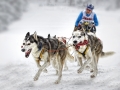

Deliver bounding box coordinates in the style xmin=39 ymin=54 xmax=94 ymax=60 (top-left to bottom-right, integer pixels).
xmin=0 ymin=3 xmax=120 ymax=90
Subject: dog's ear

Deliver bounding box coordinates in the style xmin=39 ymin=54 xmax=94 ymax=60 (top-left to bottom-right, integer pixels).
xmin=53 ymin=35 xmax=56 ymax=38
xmin=48 ymin=34 xmax=50 ymax=39
xmin=26 ymin=32 xmax=30 ymax=37
xmin=33 ymin=31 xmax=38 ymax=41
xmin=25 ymin=32 xmax=30 ymax=40
xmin=81 ymin=31 xmax=85 ymax=36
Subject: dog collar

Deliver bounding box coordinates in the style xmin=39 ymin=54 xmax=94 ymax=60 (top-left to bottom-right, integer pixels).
xmin=75 ymin=40 xmax=88 ymax=50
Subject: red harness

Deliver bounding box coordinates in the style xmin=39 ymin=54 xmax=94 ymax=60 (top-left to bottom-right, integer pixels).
xmin=75 ymin=40 xmax=89 ymax=50
xmin=62 ymin=38 xmax=66 ymax=44
xmin=57 ymin=37 xmax=66 ymax=44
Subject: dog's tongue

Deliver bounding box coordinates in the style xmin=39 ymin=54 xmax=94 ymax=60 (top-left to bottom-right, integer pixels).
xmin=25 ymin=49 xmax=31 ymax=58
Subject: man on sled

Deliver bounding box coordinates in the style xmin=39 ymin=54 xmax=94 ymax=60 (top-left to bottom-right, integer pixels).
xmin=74 ymin=4 xmax=99 ymax=34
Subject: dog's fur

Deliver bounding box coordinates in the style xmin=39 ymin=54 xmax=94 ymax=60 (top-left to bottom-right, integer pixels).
xmin=72 ymin=30 xmax=115 ymax=78
xmin=21 ymin=31 xmax=73 ymax=84
xmin=54 ymin=36 xmax=74 ymax=70
xmin=21 ymin=34 xmax=74 ymax=71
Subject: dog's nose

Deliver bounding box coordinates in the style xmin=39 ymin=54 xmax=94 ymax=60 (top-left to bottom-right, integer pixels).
xmin=21 ymin=49 xmax=25 ymax=52
xmin=73 ymin=40 xmax=77 ymax=44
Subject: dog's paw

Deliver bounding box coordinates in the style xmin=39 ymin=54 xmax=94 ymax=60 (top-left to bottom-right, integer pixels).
xmin=77 ymin=69 xmax=82 ymax=73
xmin=90 ymin=71 xmax=97 ymax=78
xmin=34 ymin=76 xmax=38 ymax=81
xmin=90 ymin=75 xmax=96 ymax=78
xmin=54 ymin=80 xmax=60 ymax=84
xmin=90 ymin=69 xmax=94 ymax=73
xmin=43 ymin=69 xmax=48 ymax=73
xmin=33 ymin=73 xmax=39 ymax=81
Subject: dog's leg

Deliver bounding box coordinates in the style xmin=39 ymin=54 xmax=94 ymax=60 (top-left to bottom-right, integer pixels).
xmin=63 ymin=59 xmax=68 ymax=71
xmin=54 ymin=55 xmax=63 ymax=84
xmin=77 ymin=48 xmax=93 ymax=73
xmin=91 ymin=52 xmax=98 ymax=78
xmin=35 ymin=60 xmax=41 ymax=68
xmin=74 ymin=52 xmax=78 ymax=62
xmin=89 ymin=52 xmax=95 ymax=73
xmin=77 ymin=49 xmax=92 ymax=73
xmin=89 ymin=62 xmax=94 ymax=73
xmin=51 ymin=56 xmax=59 ymax=75
xmin=56 ymin=70 xmax=59 ymax=75
xmin=34 ymin=61 xmax=50 ymax=81
xmin=77 ymin=57 xmax=82 ymax=66
xmin=77 ymin=57 xmax=92 ymax=73
xmin=74 ymin=52 xmax=82 ymax=66
xmin=35 ymin=60 xmax=47 ymax=73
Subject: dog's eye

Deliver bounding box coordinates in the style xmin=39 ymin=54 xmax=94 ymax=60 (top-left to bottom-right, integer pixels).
xmin=23 ymin=43 xmax=25 ymax=45
xmin=27 ymin=43 xmax=30 ymax=45
xmin=73 ymin=36 xmax=75 ymax=38
xmin=78 ymin=36 xmax=81 ymax=38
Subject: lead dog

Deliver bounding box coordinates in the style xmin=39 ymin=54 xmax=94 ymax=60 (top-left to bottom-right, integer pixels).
xmin=21 ymin=34 xmax=74 ymax=71
xmin=21 ymin=31 xmax=73 ymax=84
xmin=72 ymin=30 xmax=115 ymax=78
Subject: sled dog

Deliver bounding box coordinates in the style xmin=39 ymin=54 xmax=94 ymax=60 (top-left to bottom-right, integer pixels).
xmin=21 ymin=31 xmax=73 ymax=84
xmin=72 ymin=30 xmax=115 ymax=78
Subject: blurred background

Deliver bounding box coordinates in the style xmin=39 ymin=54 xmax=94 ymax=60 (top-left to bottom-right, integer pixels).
xmin=0 ymin=0 xmax=120 ymax=32
xmin=0 ymin=1 xmax=120 ymax=90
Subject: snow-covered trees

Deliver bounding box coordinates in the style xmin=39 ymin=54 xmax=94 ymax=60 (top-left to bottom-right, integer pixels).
xmin=0 ymin=0 xmax=119 ymax=31
xmin=30 ymin=0 xmax=120 ymax=10
xmin=0 ymin=0 xmax=28 ymax=31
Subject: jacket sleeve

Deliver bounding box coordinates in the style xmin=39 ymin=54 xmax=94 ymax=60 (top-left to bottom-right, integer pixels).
xmin=75 ymin=12 xmax=83 ymax=27
xmin=93 ymin=13 xmax=99 ymax=26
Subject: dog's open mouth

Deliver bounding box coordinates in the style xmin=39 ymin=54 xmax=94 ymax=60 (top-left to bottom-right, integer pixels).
xmin=25 ymin=49 xmax=32 ymax=58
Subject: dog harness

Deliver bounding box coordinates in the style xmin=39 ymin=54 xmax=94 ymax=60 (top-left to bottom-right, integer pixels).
xmin=75 ymin=40 xmax=88 ymax=50
xmin=77 ymin=46 xmax=89 ymax=58
xmin=75 ymin=40 xmax=89 ymax=58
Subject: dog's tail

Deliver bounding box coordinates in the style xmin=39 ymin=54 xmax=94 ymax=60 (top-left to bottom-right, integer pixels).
xmin=66 ymin=50 xmax=74 ymax=63
xmin=100 ymin=51 xmax=115 ymax=58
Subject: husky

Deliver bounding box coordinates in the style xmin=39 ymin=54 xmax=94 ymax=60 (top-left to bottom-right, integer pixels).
xmin=21 ymin=31 xmax=74 ymax=84
xmin=57 ymin=36 xmax=83 ymax=67
xmin=53 ymin=36 xmax=74 ymax=70
xmin=21 ymin=34 xmax=74 ymax=71
xmin=72 ymin=30 xmax=115 ymax=78
xmin=21 ymin=32 xmax=48 ymax=73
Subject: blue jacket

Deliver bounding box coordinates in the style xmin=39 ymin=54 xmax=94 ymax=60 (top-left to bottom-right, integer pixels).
xmin=75 ymin=11 xmax=99 ymax=27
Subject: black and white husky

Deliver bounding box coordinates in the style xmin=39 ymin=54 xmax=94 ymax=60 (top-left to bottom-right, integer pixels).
xmin=21 ymin=31 xmax=74 ymax=84
xmin=72 ymin=30 xmax=115 ymax=78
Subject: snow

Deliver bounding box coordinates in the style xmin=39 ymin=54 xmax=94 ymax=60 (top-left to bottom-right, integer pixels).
xmin=0 ymin=3 xmax=120 ymax=90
